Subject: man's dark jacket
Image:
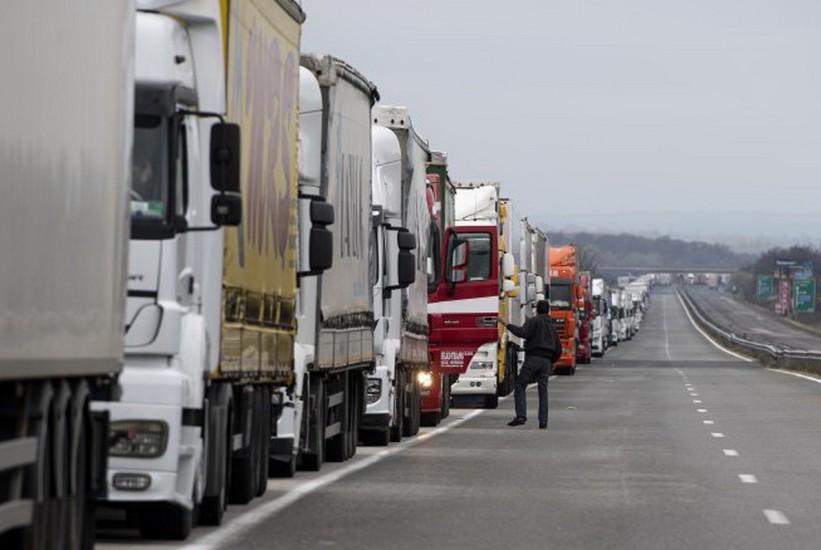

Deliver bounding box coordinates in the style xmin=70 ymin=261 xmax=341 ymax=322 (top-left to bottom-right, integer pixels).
xmin=506 ymin=315 xmax=562 ymax=363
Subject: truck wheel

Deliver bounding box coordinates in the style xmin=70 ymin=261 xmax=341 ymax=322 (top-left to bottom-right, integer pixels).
xmin=390 ymin=372 xmax=404 ymax=442
xmin=138 ymin=503 xmax=193 ymax=541
xmin=441 ymin=375 xmax=451 ymax=420
xmin=300 ymin=379 xmax=325 ymax=471
xmin=200 ymin=394 xmax=230 ymax=526
xmin=66 ymin=385 xmax=94 ymax=550
xmin=326 ymin=374 xmax=348 ymax=462
xmin=420 ymin=411 xmax=441 ymax=427
xmin=485 ymin=393 xmax=499 ymax=409
xmin=402 ymin=376 xmax=420 ymax=437
xmin=229 ymin=387 xmax=256 ymax=504
xmin=269 ymin=454 xmax=296 ymax=478
xmin=255 ymin=387 xmax=271 ymax=497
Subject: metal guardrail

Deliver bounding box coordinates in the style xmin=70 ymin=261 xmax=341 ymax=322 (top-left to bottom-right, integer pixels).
xmin=676 ymin=286 xmax=821 ymax=374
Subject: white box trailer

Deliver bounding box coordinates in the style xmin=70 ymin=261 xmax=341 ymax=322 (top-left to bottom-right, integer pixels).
xmin=0 ymin=1 xmax=134 ymax=546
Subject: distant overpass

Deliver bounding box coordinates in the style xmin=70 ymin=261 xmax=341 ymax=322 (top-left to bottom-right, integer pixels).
xmin=596 ymin=267 xmax=739 ymax=274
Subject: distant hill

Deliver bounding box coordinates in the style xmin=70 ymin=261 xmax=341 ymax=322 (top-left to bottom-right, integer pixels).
xmin=543 ymin=230 xmax=755 ymax=273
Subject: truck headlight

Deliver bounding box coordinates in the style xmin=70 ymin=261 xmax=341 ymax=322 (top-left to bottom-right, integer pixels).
xmin=109 ymin=420 xmax=168 ymax=458
xmin=366 ymin=379 xmax=382 ymax=405
xmin=417 ymin=371 xmax=433 ymax=389
xmin=470 ymin=361 xmax=494 ymax=371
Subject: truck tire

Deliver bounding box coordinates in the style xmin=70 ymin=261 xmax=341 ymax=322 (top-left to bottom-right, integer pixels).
xmin=255 ymin=387 xmax=271 ymax=497
xmin=441 ymin=375 xmax=451 ymax=420
xmin=229 ymin=387 xmax=256 ymax=505
xmin=484 ymin=393 xmax=499 ymax=409
xmin=300 ymin=379 xmax=325 ymax=471
xmin=138 ymin=503 xmax=193 ymax=541
xmin=200 ymin=388 xmax=230 ymax=526
xmin=420 ymin=411 xmax=441 ymax=427
xmin=326 ymin=374 xmax=348 ymax=462
xmin=402 ymin=375 xmax=420 ymax=437
xmin=390 ymin=372 xmax=404 ymax=442
xmin=269 ymin=454 xmax=296 ymax=478
xmin=67 ymin=384 xmax=94 ymax=550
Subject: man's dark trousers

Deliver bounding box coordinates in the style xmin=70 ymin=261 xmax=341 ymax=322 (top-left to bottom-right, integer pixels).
xmin=514 ymin=356 xmax=552 ymax=423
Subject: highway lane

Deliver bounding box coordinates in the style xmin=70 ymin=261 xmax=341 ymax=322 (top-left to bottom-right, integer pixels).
xmin=99 ymin=287 xmax=821 ymax=549
xmin=685 ymin=285 xmax=821 ymax=352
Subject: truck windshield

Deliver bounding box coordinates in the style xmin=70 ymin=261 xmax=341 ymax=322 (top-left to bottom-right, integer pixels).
xmin=549 ymin=284 xmax=573 ymax=310
xmin=132 ymin=114 xmax=170 ymax=221
xmin=451 ymin=232 xmax=492 ymax=281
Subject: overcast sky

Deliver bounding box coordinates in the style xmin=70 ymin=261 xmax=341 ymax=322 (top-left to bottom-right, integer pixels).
xmin=301 ymin=1 xmax=821 ymax=247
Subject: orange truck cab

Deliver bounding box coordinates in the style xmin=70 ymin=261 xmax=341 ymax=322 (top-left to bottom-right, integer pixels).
xmin=549 ymin=246 xmax=581 ymax=375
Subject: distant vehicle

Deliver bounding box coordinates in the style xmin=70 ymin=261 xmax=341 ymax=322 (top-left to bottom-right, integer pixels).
xmin=591 ymin=278 xmax=611 ymax=357
xmin=576 ymin=271 xmax=594 ymax=364
xmin=549 ymin=246 xmax=581 ymax=375
xmin=687 ymin=273 xmax=696 ymax=285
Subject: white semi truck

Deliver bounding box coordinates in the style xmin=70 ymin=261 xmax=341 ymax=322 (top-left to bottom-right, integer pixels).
xmin=363 ymin=106 xmax=432 ymax=443
xmin=93 ymin=0 xmax=318 ymax=540
xmin=513 ymin=218 xmax=548 ymax=363
xmin=0 ymin=2 xmax=134 ymax=548
xmin=270 ymin=54 xmax=380 ymax=473
xmin=591 ymin=278 xmax=611 ymax=356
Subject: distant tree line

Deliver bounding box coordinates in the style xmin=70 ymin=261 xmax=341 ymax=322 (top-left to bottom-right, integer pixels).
xmin=544 ymin=231 xmax=754 ymax=274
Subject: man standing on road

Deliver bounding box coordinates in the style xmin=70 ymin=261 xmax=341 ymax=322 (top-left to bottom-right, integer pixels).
xmin=499 ymin=300 xmax=562 ymax=429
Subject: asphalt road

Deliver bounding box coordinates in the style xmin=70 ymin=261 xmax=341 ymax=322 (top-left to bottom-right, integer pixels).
xmin=99 ymin=287 xmax=821 ymax=550
xmin=684 ymin=285 xmax=821 ymax=352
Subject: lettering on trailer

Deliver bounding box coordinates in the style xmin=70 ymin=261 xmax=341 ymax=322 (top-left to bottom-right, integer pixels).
xmin=440 ymin=350 xmax=474 ymax=370
xmin=335 ymin=125 xmax=365 ymax=261
xmin=233 ymin=20 xmax=298 ymax=268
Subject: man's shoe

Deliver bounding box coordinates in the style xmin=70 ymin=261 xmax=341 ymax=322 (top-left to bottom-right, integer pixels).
xmin=539 ymin=422 xmax=548 ymax=429
xmin=507 ymin=417 xmax=526 ymax=427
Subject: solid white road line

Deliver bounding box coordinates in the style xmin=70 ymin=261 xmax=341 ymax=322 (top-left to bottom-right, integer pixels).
xmin=711 ymin=433 xmax=725 ymax=438
xmin=182 ymin=409 xmax=486 ymax=550
xmin=767 ymin=368 xmax=821 ymax=385
xmin=763 ymin=510 xmax=790 ymax=525
xmin=723 ymin=449 xmax=739 ymax=457
xmin=739 ymin=474 xmax=758 ymax=483
xmin=676 ymin=292 xmax=754 ymax=362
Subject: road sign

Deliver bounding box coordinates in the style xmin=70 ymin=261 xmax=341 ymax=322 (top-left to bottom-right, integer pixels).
xmin=756 ymin=275 xmax=773 ymax=301
xmin=793 ymin=278 xmax=816 ymax=313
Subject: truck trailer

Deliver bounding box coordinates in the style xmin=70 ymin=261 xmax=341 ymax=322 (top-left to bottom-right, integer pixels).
xmin=0 ymin=2 xmax=134 ymax=547
xmin=512 ymin=219 xmax=549 ymax=368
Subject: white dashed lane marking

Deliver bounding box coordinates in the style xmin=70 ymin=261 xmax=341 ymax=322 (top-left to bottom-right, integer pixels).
xmin=763 ymin=510 xmax=790 ymax=525
xmin=693 ymin=400 xmax=702 ymax=404
xmin=697 ymin=409 xmax=707 ymax=413
xmin=711 ymin=433 xmax=725 ymax=438
xmin=723 ymin=449 xmax=739 ymax=457
xmin=739 ymin=474 xmax=758 ymax=484
xmin=703 ymin=420 xmax=715 ymax=425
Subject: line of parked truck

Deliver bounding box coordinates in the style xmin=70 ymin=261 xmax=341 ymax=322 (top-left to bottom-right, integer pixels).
xmin=0 ymin=1 xmax=655 ymax=547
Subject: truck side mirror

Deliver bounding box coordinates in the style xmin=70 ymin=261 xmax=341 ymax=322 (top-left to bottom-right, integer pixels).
xmin=210 ymin=123 xmax=241 ymax=193
xmin=502 ymin=253 xmax=515 ymax=279
xmin=309 ymin=199 xmax=334 ymax=272
xmin=448 ymin=240 xmax=469 ymax=283
xmin=397 ymin=230 xmax=416 ymax=288
xmin=211 ymin=194 xmax=242 ymax=226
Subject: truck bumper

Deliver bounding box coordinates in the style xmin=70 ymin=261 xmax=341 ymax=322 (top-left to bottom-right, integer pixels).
xmin=92 ymin=366 xmax=201 ymax=510
xmin=98 ymin=402 xmax=200 ymax=510
xmin=451 ymin=375 xmax=496 ymax=396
